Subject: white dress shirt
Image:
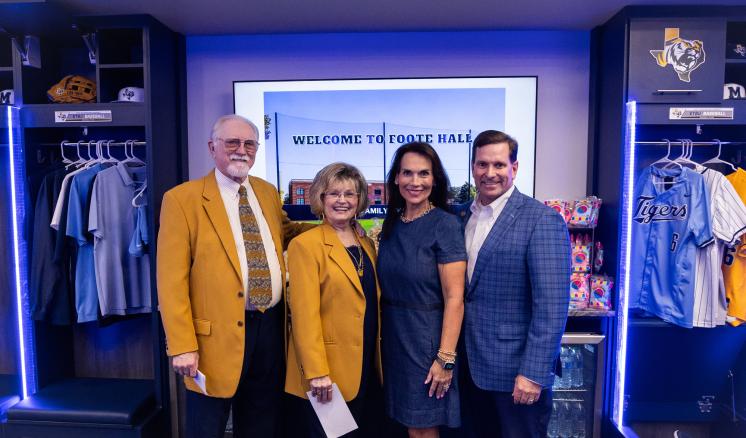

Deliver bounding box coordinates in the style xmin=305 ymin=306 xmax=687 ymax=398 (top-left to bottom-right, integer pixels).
xmin=465 ymin=185 xmax=515 ymax=282
xmin=215 ymin=170 xmax=283 ymax=309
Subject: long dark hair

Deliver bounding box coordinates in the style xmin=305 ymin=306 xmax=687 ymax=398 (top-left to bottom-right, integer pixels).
xmin=381 ymin=142 xmax=451 ymax=240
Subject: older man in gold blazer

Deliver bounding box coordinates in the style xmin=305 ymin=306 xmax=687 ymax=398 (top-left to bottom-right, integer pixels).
xmin=157 ymin=114 xmax=312 ymax=438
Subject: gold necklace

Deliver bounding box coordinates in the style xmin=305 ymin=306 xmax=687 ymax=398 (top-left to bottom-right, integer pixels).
xmin=344 ymin=237 xmax=364 ymax=277
xmin=400 ymin=202 xmax=434 ymax=223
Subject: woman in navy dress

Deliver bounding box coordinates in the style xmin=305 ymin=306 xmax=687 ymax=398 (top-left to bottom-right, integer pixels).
xmin=377 ymin=142 xmax=467 ymax=437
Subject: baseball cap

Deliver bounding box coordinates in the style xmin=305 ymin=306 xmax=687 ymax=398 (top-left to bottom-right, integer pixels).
xmin=727 ymin=42 xmax=746 ymax=58
xmin=724 ymin=83 xmax=746 ymax=100
xmin=112 ymin=86 xmax=144 ymax=103
xmin=0 ymin=89 xmax=13 ymax=105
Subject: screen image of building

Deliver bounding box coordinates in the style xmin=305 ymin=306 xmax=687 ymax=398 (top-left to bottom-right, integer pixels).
xmin=289 ymin=179 xmax=386 ymax=205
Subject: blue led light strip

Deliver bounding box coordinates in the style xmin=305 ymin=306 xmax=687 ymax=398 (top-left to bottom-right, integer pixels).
xmin=614 ymin=101 xmax=637 ymax=428
xmin=7 ymin=105 xmax=30 ymax=399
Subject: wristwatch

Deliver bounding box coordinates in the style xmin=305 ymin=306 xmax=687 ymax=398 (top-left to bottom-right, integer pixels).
xmin=436 ymin=355 xmax=455 ymax=370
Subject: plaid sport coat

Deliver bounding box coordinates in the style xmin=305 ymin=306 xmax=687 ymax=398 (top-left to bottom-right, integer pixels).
xmin=460 ymin=189 xmax=570 ymax=392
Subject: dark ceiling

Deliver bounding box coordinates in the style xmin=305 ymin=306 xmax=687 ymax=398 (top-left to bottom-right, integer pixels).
xmin=8 ymin=0 xmax=741 ymax=35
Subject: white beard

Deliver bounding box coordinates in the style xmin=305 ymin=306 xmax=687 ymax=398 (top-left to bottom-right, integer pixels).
xmin=227 ymin=161 xmax=250 ymax=179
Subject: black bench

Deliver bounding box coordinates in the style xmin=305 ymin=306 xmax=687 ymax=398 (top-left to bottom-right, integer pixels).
xmin=4 ymin=378 xmax=162 ymax=438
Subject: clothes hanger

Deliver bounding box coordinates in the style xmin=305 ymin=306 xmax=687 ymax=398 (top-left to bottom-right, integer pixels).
xmin=59 ymin=140 xmax=74 ymax=166
xmin=66 ymin=140 xmax=85 ymax=170
xmin=132 ymin=182 xmax=148 ymax=208
xmin=650 ymin=139 xmax=678 ymax=168
xmin=122 ymin=139 xmax=146 ymax=165
xmin=660 ymin=139 xmax=686 ymax=171
xmin=82 ymin=140 xmax=95 ymax=166
xmin=87 ymin=140 xmax=102 ymax=167
xmin=104 ymin=139 xmax=119 ymax=163
xmin=702 ymin=139 xmax=737 ymax=172
xmin=668 ymin=139 xmax=697 ymax=168
xmin=120 ymin=139 xmax=131 ymax=160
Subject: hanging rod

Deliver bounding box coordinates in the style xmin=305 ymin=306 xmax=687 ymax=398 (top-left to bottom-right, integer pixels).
xmin=35 ymin=141 xmax=147 ymax=147
xmin=635 ymin=140 xmax=746 ymax=146
xmin=60 ymin=140 xmax=148 ymax=146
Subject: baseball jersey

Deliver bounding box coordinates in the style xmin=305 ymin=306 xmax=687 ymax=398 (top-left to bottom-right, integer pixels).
xmin=629 ymin=166 xmax=713 ymax=328
xmin=691 ymin=165 xmax=746 ymax=327
xmin=724 ymin=168 xmax=746 ymax=326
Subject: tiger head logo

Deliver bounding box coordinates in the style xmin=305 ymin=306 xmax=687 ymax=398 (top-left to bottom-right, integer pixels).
xmin=650 ymin=28 xmax=705 ymax=83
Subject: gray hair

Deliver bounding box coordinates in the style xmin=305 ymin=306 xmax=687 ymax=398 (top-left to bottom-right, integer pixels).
xmin=210 ymin=114 xmax=260 ymax=142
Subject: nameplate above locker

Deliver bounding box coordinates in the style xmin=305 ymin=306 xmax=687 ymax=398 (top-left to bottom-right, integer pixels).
xmin=669 ymin=107 xmax=734 ymax=120
xmin=55 ymin=110 xmax=113 ymax=123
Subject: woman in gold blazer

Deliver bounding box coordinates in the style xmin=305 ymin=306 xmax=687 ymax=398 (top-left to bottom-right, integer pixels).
xmin=285 ymin=162 xmax=383 ymax=437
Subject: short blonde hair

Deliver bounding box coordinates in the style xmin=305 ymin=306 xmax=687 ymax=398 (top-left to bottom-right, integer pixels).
xmin=309 ymin=162 xmax=370 ymax=218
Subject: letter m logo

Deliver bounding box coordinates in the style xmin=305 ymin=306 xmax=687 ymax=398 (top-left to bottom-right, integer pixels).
xmin=726 ymin=84 xmax=745 ymax=99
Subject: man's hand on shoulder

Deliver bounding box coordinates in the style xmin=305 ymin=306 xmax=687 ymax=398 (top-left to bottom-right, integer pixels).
xmin=512 ymin=374 xmax=542 ymax=405
xmin=172 ymin=351 xmax=199 ymax=377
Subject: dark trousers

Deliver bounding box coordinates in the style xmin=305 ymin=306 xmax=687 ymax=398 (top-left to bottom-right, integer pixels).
xmin=186 ymin=304 xmax=285 ymax=438
xmin=459 ymin=351 xmax=553 ymax=438
xmin=300 ymin=371 xmax=385 ymax=438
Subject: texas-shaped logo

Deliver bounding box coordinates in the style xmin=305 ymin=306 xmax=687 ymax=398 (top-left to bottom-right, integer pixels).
xmin=650 ymin=28 xmax=705 ymax=83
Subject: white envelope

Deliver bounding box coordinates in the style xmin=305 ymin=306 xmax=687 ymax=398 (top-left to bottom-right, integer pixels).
xmin=306 ymin=383 xmax=358 ymax=438
xmin=193 ymin=370 xmax=208 ymax=395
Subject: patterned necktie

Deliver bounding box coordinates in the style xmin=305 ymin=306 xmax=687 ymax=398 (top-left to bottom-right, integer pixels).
xmin=238 ymin=185 xmax=272 ymax=312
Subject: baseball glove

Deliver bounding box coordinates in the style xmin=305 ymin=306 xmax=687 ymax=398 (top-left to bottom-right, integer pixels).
xmin=47 ymin=75 xmax=96 ymax=103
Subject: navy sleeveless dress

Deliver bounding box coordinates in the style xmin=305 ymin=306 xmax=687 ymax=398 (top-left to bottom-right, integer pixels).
xmin=377 ymin=208 xmax=466 ymax=428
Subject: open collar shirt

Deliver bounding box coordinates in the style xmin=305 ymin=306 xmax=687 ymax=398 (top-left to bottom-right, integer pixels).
xmin=465 ymin=185 xmax=515 ymax=282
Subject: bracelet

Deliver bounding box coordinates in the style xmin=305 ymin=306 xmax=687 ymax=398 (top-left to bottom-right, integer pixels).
xmin=438 ymin=349 xmax=457 ymax=357
xmin=437 ymin=352 xmax=456 ymax=363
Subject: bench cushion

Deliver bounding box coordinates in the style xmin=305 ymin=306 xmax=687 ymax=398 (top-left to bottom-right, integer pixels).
xmin=7 ymin=378 xmax=155 ymax=425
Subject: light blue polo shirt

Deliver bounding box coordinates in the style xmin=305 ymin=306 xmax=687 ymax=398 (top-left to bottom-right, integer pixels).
xmin=66 ymin=163 xmax=106 ymax=322
xmin=89 ymin=163 xmax=151 ymax=316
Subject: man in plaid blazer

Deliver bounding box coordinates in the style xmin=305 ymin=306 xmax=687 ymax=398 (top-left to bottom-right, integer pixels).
xmin=459 ymin=130 xmax=570 ymax=438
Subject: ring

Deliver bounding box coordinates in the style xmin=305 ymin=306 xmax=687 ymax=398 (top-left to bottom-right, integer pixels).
xmin=527 ymin=398 xmax=535 ymax=403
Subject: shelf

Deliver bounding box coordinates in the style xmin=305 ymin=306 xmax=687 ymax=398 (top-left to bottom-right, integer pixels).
xmin=21 ymin=103 xmax=147 ymax=128
xmin=98 ymin=63 xmax=144 ymax=69
xmin=726 ymin=58 xmax=746 ymax=63
xmin=0 ymin=67 xmax=12 ymax=72
xmin=628 ymin=317 xmax=679 ymax=328
xmin=567 ymin=224 xmax=597 ymax=230
xmin=568 ymin=308 xmax=615 ymax=318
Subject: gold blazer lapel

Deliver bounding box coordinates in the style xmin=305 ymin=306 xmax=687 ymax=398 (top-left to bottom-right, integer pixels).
xmin=323 ymin=225 xmax=364 ymax=296
xmin=202 ymin=171 xmax=242 ymax=282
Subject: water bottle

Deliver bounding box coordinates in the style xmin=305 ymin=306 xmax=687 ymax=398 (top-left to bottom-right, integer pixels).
xmin=547 ymin=401 xmax=559 ymax=438
xmin=571 ymin=347 xmax=584 ymax=388
xmin=565 ymin=347 xmax=576 ymax=388
xmin=574 ymin=401 xmax=586 ymax=438
xmin=559 ymin=346 xmax=571 ymax=389
xmin=558 ymin=401 xmax=572 ymax=438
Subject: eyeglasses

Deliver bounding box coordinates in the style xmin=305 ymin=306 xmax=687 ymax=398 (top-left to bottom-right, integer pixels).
xmin=217 ymin=138 xmax=260 ymax=152
xmin=323 ymin=191 xmax=359 ymax=200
